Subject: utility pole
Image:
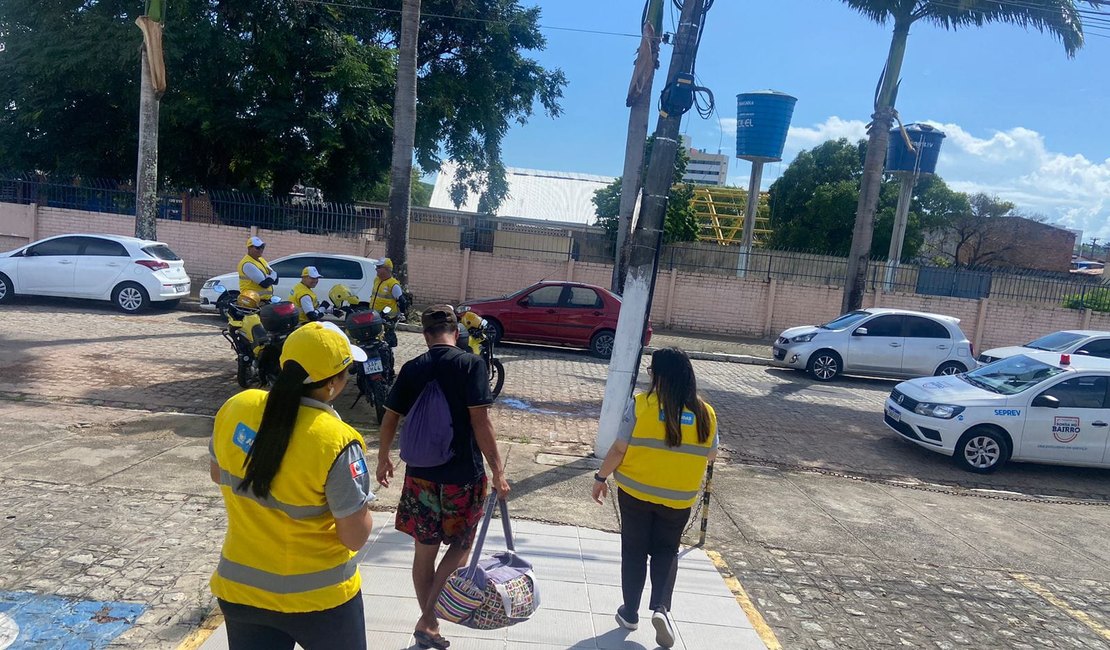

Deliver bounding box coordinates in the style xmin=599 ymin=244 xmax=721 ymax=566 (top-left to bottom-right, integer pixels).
xmin=596 ymin=0 xmax=708 ymax=457
xmin=612 ymin=0 xmax=665 ymax=294
xmin=134 ymin=0 xmax=167 ymax=241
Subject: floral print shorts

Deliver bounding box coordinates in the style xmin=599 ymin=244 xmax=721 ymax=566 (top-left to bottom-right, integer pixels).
xmin=395 ymin=474 xmax=488 ymax=549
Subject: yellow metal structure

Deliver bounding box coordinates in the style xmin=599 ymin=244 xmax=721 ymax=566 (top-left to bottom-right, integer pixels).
xmin=690 ymin=186 xmax=772 ymax=245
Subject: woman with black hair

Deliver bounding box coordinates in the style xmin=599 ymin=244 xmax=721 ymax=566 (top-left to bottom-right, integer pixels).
xmin=591 ymin=347 xmax=718 ymax=649
xmin=209 ymin=321 xmax=375 ymax=650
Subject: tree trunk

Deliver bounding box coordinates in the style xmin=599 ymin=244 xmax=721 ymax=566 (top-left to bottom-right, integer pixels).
xmin=385 ymin=0 xmax=421 ymax=286
xmin=842 ymin=22 xmax=910 ymax=313
xmin=612 ymin=91 xmax=652 ymax=294
xmin=595 ymin=0 xmax=706 ymax=458
xmin=135 ymin=43 xmax=160 ymax=240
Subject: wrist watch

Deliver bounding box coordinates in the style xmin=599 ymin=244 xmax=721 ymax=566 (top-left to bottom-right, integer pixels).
xmin=594 ymin=472 xmax=607 ymax=483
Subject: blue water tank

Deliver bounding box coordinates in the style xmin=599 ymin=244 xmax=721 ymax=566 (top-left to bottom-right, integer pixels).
xmin=735 ymin=91 xmax=798 ymax=162
xmin=886 ymin=123 xmax=945 ymax=174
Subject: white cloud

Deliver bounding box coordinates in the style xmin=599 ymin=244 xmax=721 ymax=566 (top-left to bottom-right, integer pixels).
xmin=717 ymin=115 xmax=1110 ymax=241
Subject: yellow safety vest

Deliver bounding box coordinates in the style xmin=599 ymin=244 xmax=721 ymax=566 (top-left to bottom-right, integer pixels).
xmin=615 ymin=392 xmax=717 ymax=510
xmin=291 ymin=282 xmax=318 ymax=324
xmin=370 ymin=276 xmax=400 ymax=314
xmin=238 ymin=255 xmax=274 ymax=298
xmin=210 ymin=389 xmax=365 ymax=613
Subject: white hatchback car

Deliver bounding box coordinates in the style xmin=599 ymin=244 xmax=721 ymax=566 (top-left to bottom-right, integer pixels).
xmin=199 ymin=252 xmax=378 ymax=315
xmin=978 ymin=330 xmax=1110 ymax=365
xmin=773 ymin=308 xmax=975 ymax=381
xmin=885 ymin=352 xmax=1110 ymax=473
xmin=0 ymin=234 xmax=190 ymax=313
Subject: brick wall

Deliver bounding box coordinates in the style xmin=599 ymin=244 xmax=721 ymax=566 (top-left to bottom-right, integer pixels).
xmin=10 ymin=204 xmax=1109 ymax=351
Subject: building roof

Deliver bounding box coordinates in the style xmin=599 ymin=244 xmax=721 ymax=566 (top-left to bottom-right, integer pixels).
xmin=429 ymin=162 xmax=615 ymax=226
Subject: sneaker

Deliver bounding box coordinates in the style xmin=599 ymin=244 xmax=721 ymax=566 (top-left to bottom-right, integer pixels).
xmin=615 ymin=605 xmax=639 ymax=630
xmin=652 ymin=608 xmax=675 ymax=648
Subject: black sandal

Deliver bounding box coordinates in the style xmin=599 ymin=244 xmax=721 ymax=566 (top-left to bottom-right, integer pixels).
xmin=414 ymin=630 xmax=450 ymax=649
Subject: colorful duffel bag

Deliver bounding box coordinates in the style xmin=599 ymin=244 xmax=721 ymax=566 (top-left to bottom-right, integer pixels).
xmin=434 ymin=494 xmax=539 ymax=630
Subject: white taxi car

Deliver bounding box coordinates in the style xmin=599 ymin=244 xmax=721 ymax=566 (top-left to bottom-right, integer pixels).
xmin=884 ymin=352 xmax=1110 ymax=473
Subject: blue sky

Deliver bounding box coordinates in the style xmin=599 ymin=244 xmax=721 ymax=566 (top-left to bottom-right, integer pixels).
xmin=480 ymin=0 xmax=1110 ymax=240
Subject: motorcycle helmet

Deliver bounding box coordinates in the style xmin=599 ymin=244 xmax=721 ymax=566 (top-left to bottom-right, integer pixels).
xmin=459 ymin=311 xmax=484 ymax=331
xmin=236 ymin=290 xmax=262 ymax=311
xmin=329 ymin=284 xmax=359 ymax=308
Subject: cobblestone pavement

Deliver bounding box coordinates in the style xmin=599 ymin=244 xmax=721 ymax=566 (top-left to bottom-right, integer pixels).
xmin=3 ymin=301 xmax=1110 ymax=649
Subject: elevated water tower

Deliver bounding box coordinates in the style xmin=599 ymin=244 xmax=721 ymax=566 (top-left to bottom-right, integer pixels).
xmin=884 ymin=123 xmax=945 ymax=289
xmin=735 ymin=90 xmax=797 ymax=276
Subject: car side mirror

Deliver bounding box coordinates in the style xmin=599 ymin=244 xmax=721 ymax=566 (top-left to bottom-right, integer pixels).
xmin=1076 ymin=349 xmax=1090 ymax=355
xmin=518 ymin=298 xmax=530 ymax=307
xmin=853 ymin=327 xmax=869 ymax=336
xmin=1032 ymin=394 xmax=1060 ymax=409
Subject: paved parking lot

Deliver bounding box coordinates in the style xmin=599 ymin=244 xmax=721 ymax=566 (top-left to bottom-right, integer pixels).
xmin=2 ymin=301 xmax=1110 ymax=649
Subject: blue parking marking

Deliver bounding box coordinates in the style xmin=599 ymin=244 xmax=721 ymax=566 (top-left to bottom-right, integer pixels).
xmin=0 ymin=591 xmax=145 ymax=649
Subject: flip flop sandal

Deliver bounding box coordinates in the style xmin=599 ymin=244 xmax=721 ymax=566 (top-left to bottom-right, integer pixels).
xmin=414 ymin=630 xmax=450 ymax=649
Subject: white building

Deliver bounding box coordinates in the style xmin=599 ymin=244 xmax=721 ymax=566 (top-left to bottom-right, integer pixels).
xmin=681 ymin=136 xmax=729 ymax=186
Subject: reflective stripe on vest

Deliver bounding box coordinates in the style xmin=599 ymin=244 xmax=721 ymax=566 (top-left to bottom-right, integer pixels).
xmin=613 ymin=470 xmax=700 ymax=503
xmin=238 ymin=255 xmax=274 ymax=297
xmin=217 ymin=555 xmax=359 ymax=595
xmin=217 ymin=468 xmax=329 ymax=519
xmin=626 ymin=436 xmax=713 ymax=457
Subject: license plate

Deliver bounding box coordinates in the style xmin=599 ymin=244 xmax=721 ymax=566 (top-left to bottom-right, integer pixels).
xmin=886 ymin=405 xmax=901 ymax=422
xmin=363 ymin=358 xmax=384 ymax=374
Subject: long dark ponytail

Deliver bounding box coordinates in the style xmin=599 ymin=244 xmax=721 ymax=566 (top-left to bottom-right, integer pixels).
xmin=238 ymin=361 xmax=335 ymax=499
xmin=648 ymin=347 xmax=711 ymax=447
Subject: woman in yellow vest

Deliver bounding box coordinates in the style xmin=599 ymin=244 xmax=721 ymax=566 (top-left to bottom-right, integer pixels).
xmin=591 ymin=347 xmax=718 ymax=649
xmin=209 ymin=321 xmax=374 ymax=649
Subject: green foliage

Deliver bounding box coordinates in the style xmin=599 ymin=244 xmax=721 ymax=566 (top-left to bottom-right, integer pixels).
xmin=768 ymin=138 xmax=969 ymax=259
xmin=359 ymin=169 xmax=433 ymax=206
xmin=0 ymin=0 xmax=564 ymax=205
xmin=1064 ymin=288 xmax=1110 ymax=313
xmin=592 ymin=140 xmax=698 ymax=245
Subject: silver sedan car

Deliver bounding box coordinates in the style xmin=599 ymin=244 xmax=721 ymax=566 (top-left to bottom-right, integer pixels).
xmin=773 ymin=308 xmax=976 ymax=381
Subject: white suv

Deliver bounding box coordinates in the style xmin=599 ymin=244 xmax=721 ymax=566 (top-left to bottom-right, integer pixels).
xmin=773 ymin=308 xmax=975 ymax=381
xmin=0 ymin=234 xmax=190 ymax=313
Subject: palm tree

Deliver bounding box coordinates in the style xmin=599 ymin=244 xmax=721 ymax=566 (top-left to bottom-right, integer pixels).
xmin=839 ymin=0 xmax=1105 ymax=313
xmin=134 ymin=0 xmax=167 ymax=241
xmin=386 ymin=0 xmax=421 ymax=286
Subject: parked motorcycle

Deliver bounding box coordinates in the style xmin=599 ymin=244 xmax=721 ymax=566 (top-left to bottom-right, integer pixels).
xmin=331 ymin=284 xmax=396 ymax=424
xmin=216 ymin=286 xmax=298 ymax=388
xmin=457 ymin=306 xmax=505 ymax=399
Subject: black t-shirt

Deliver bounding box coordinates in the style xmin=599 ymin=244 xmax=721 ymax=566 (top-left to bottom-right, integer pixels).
xmin=384 ymin=345 xmax=492 ymax=485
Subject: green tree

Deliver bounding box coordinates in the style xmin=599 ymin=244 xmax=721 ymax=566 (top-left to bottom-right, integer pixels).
xmin=0 ymin=0 xmax=564 ymax=205
xmin=769 ymin=138 xmax=969 ymax=260
xmin=836 ymin=0 xmax=1102 ymax=312
xmin=593 ymin=141 xmax=697 ymax=246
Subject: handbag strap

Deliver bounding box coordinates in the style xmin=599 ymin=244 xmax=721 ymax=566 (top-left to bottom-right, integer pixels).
xmin=463 ymin=493 xmax=514 ymax=578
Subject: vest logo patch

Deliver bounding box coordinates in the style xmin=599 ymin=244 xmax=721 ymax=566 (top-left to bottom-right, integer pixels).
xmin=233 ymin=423 xmax=257 ymax=453
xmin=658 ymin=410 xmax=695 ymax=426
xmin=349 ymin=457 xmax=368 ymax=478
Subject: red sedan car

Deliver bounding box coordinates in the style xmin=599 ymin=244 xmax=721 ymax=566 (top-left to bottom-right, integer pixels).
xmin=460 ymin=280 xmax=651 ymax=358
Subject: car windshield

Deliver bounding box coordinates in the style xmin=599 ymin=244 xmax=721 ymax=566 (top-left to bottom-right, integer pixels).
xmin=819 ymin=311 xmax=871 ymax=330
xmin=959 ymin=355 xmax=1066 ymax=395
xmin=504 ymin=283 xmax=542 ymax=299
xmin=1023 ymin=331 xmax=1085 ymax=351
xmin=142 ymin=245 xmax=181 ymax=261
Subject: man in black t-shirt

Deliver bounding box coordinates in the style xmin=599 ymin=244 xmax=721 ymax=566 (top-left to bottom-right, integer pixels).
xmin=377 ymin=305 xmax=508 ymax=650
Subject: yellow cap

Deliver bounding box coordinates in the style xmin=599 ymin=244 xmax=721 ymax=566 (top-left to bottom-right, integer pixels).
xmin=280 ymin=322 xmax=367 ymax=383
xmin=301 ymin=266 xmax=322 ymax=279
xmin=247 ymin=236 xmax=265 ymax=248
xmin=376 ymin=258 xmax=394 ymax=270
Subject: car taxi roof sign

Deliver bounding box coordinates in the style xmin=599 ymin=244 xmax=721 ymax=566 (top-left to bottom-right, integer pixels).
xmin=1061 ymin=353 xmax=1071 ymax=366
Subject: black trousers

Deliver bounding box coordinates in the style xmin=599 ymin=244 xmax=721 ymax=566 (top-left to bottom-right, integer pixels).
xmin=218 ymin=592 xmax=366 ymax=650
xmin=618 ymin=488 xmax=690 ymax=613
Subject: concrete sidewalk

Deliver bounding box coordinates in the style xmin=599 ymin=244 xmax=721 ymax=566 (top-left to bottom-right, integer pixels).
xmin=197 ymin=514 xmax=769 ymax=650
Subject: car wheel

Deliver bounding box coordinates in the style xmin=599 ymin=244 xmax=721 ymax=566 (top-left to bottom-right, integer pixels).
xmin=954 ymin=427 xmax=1010 ymax=474
xmin=216 ymin=291 xmax=239 ymax=318
xmin=935 ymin=361 xmax=966 ymax=376
xmin=0 ymin=273 xmax=13 ymax=304
xmin=485 ymin=318 xmax=504 ymax=344
xmin=112 ymin=282 xmax=149 ymax=313
xmin=806 ymin=349 xmax=841 ymax=381
xmin=590 ymin=329 xmax=616 ymax=358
